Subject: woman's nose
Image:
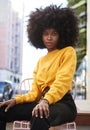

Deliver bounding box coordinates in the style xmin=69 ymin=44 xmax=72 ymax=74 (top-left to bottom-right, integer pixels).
xmin=47 ymin=35 xmax=52 ymax=40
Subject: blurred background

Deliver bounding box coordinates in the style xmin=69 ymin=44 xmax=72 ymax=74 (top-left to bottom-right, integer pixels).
xmin=0 ymin=0 xmax=90 ymax=101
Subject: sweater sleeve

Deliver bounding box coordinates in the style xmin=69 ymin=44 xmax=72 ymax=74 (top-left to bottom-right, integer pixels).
xmin=15 ymin=59 xmax=42 ymax=104
xmin=44 ymin=48 xmax=77 ymax=104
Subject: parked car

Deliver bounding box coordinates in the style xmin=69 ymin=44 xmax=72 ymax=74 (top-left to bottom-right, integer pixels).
xmin=0 ymin=80 xmax=14 ymax=101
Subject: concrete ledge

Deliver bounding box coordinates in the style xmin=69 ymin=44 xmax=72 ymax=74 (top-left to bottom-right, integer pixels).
xmin=75 ymin=100 xmax=90 ymax=125
xmin=75 ymin=113 xmax=90 ymax=125
xmin=77 ymin=126 xmax=90 ymax=130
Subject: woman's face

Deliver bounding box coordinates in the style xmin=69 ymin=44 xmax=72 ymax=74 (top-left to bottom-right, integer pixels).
xmin=42 ymin=28 xmax=59 ymax=52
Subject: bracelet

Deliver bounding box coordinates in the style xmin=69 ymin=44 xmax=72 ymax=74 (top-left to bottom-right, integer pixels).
xmin=41 ymin=99 xmax=49 ymax=105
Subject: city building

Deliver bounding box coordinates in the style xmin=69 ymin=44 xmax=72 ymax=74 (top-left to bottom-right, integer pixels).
xmin=67 ymin=0 xmax=87 ymax=99
xmin=87 ymin=0 xmax=90 ymax=99
xmin=0 ymin=0 xmax=23 ymax=85
xmin=67 ymin=0 xmax=90 ymax=100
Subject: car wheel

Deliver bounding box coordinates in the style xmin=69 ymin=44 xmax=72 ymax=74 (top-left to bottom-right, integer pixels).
xmin=3 ymin=91 xmax=10 ymax=101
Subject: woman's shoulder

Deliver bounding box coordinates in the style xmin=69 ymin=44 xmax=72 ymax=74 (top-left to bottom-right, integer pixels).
xmin=62 ymin=46 xmax=75 ymax=51
xmin=60 ymin=46 xmax=76 ymax=53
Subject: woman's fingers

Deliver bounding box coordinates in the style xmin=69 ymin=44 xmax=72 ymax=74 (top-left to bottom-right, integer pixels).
xmin=0 ymin=99 xmax=16 ymax=112
xmin=32 ymin=101 xmax=49 ymax=118
xmin=0 ymin=101 xmax=8 ymax=107
xmin=5 ymin=104 xmax=11 ymax=112
xmin=43 ymin=106 xmax=49 ymax=118
xmin=34 ymin=105 xmax=39 ymax=117
xmin=39 ymin=106 xmax=43 ymax=118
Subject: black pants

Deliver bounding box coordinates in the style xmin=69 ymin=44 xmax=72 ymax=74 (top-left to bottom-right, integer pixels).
xmin=0 ymin=93 xmax=77 ymax=130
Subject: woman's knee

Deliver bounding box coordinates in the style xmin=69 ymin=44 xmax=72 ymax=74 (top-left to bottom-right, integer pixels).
xmin=31 ymin=116 xmax=50 ymax=130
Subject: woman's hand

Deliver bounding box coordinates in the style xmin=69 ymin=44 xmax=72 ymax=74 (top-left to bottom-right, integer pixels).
xmin=0 ymin=98 xmax=16 ymax=112
xmin=32 ymin=99 xmax=49 ymax=118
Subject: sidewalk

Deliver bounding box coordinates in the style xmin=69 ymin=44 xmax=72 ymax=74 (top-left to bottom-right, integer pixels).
xmin=6 ymin=123 xmax=12 ymax=130
xmin=6 ymin=122 xmax=90 ymax=130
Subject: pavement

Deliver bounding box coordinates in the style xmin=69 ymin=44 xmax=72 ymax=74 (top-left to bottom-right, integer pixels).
xmin=5 ymin=122 xmax=90 ymax=130
xmin=6 ymin=123 xmax=12 ymax=130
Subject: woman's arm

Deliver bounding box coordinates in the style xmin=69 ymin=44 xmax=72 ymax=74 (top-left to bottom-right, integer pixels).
xmin=15 ymin=59 xmax=42 ymax=104
xmin=44 ymin=48 xmax=77 ymax=104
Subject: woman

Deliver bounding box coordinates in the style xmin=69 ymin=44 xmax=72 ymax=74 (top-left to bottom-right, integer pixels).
xmin=0 ymin=4 xmax=79 ymax=130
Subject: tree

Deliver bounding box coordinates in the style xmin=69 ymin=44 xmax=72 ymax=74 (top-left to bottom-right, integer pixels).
xmin=67 ymin=0 xmax=87 ymax=69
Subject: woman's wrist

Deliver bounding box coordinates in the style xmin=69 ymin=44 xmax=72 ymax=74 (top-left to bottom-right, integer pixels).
xmin=40 ymin=99 xmax=49 ymax=105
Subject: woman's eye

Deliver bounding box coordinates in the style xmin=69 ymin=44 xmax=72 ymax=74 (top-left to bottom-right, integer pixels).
xmin=53 ymin=31 xmax=58 ymax=35
xmin=52 ymin=32 xmax=58 ymax=36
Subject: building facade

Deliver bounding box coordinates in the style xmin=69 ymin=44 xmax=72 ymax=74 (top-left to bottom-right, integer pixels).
xmin=0 ymin=0 xmax=23 ymax=85
xmin=87 ymin=0 xmax=90 ymax=99
xmin=68 ymin=0 xmax=90 ymax=100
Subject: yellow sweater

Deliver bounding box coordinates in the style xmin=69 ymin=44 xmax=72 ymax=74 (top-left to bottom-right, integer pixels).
xmin=15 ymin=46 xmax=77 ymax=104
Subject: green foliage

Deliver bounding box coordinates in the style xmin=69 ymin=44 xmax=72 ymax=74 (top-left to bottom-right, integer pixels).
xmin=67 ymin=0 xmax=87 ymax=70
xmin=68 ymin=0 xmax=81 ymax=6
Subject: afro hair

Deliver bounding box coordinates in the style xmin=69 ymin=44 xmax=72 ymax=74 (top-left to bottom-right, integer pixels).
xmin=27 ymin=4 xmax=79 ymax=49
